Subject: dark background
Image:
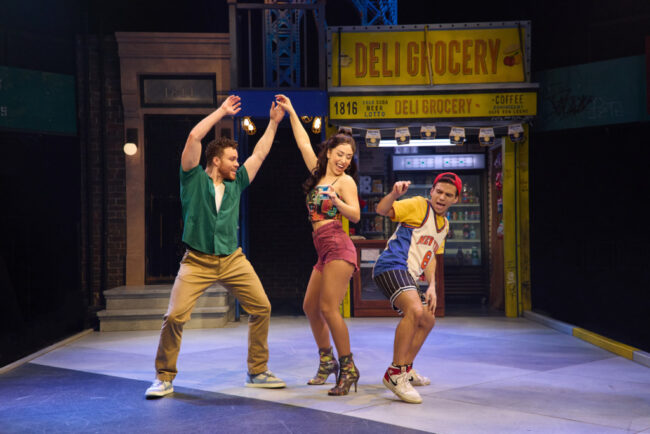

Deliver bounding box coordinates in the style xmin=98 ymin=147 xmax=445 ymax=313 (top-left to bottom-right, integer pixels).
xmin=1 ymin=0 xmax=649 ymax=366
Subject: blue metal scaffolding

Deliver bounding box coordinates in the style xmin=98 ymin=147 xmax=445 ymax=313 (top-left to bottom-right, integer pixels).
xmin=349 ymin=0 xmax=398 ymax=25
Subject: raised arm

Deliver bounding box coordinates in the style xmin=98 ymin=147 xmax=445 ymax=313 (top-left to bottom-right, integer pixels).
xmin=274 ymin=94 xmax=318 ymax=173
xmin=181 ymin=95 xmax=241 ymax=171
xmin=375 ymin=181 xmax=411 ymax=219
xmin=242 ymin=101 xmax=285 ymax=183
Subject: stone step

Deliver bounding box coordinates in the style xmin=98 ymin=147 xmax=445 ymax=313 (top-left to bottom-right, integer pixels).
xmin=104 ymin=284 xmax=228 ymax=310
xmin=97 ymin=306 xmax=229 ymax=332
xmin=98 ymin=284 xmax=232 ymax=332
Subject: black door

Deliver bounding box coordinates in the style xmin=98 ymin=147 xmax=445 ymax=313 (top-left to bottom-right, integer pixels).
xmin=144 ymin=115 xmax=214 ymax=283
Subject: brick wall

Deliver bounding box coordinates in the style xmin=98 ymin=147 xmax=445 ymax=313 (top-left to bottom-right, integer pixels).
xmin=76 ymin=34 xmax=125 ymax=312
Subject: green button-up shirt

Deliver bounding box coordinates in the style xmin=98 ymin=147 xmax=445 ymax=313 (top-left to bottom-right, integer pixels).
xmin=179 ymin=164 xmax=249 ymax=255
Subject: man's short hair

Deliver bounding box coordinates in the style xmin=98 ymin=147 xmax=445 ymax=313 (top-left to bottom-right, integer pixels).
xmin=205 ymin=137 xmax=238 ymax=166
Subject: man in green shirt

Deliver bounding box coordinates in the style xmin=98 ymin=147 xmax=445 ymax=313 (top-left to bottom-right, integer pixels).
xmin=145 ymin=95 xmax=286 ymax=398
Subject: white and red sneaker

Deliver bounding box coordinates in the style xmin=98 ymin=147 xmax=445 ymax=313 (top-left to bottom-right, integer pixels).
xmin=408 ymin=367 xmax=431 ymax=386
xmin=382 ymin=365 xmax=422 ymax=404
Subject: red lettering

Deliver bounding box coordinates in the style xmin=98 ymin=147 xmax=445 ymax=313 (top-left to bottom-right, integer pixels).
xmin=489 ymin=39 xmax=501 ymax=74
xmin=369 ymin=42 xmax=380 ymax=77
xmin=434 ymin=41 xmax=446 ymax=75
xmin=475 ymin=39 xmax=488 ymax=74
xmin=407 ymin=42 xmax=418 ymax=76
xmin=449 ymin=40 xmax=460 ymax=75
xmin=462 ymin=39 xmax=473 ymax=75
xmin=355 ymin=43 xmax=367 ymax=77
xmin=381 ymin=43 xmax=392 ymax=77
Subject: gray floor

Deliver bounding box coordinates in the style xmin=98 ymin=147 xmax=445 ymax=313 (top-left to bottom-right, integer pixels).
xmin=11 ymin=315 xmax=650 ymax=433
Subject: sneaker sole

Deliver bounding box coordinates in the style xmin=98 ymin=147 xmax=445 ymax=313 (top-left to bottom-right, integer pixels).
xmin=245 ymin=382 xmax=286 ymax=389
xmin=382 ymin=378 xmax=422 ymax=404
xmin=145 ymin=387 xmax=174 ymax=399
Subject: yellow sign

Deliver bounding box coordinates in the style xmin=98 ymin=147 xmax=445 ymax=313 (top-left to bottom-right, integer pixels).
xmin=329 ymin=92 xmax=537 ymax=120
xmin=331 ymin=26 xmax=527 ymax=86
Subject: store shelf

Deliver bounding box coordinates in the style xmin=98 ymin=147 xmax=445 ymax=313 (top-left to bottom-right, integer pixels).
xmin=446 ymin=239 xmax=481 ymax=243
xmin=449 ymin=203 xmax=480 ymax=207
xmin=449 ymin=220 xmax=481 ymax=224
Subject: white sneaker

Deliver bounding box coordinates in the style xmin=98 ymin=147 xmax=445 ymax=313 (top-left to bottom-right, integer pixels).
xmin=245 ymin=370 xmax=286 ymax=388
xmin=145 ymin=379 xmax=173 ymax=398
xmin=382 ymin=365 xmax=422 ymax=404
xmin=408 ymin=368 xmax=431 ymax=386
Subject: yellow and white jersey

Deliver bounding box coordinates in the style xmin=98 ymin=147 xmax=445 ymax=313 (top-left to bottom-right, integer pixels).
xmin=373 ymin=196 xmax=448 ymax=282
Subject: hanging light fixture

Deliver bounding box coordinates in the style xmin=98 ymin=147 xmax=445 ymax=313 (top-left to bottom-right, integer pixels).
xmin=449 ymin=126 xmax=466 ymax=146
xmin=123 ymin=128 xmax=138 ymax=156
xmin=420 ymin=125 xmax=436 ymax=140
xmin=508 ymin=124 xmax=525 ymax=142
xmin=300 ymin=115 xmax=313 ymax=124
xmin=241 ymin=116 xmax=256 ymax=135
xmin=312 ymin=116 xmax=322 ymax=134
xmin=365 ymin=129 xmax=381 ymax=147
xmin=479 ymin=127 xmax=495 ymax=147
xmin=395 ymin=127 xmax=410 ymax=145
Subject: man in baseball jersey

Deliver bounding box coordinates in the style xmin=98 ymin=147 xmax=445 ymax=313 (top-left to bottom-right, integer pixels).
xmin=373 ymin=172 xmax=461 ymax=403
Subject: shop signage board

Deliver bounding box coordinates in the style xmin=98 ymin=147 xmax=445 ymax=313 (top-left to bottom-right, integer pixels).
xmin=329 ymin=22 xmax=530 ymax=87
xmin=0 ymin=66 xmax=77 ymax=135
xmin=329 ymin=91 xmax=537 ymax=121
xmin=536 ymin=55 xmax=650 ymax=132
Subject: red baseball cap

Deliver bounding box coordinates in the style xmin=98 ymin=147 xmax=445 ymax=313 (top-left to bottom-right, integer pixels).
xmin=433 ymin=172 xmax=462 ymax=196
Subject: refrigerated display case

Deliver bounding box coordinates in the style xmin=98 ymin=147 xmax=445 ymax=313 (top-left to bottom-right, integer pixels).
xmin=392 ymin=153 xmax=488 ymax=302
xmin=357 ymin=174 xmax=391 ymax=239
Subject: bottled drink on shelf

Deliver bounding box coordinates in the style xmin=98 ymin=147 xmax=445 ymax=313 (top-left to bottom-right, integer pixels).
xmin=456 ymin=248 xmax=464 ymax=266
xmin=463 ymin=224 xmax=470 ymax=239
xmin=470 ymin=226 xmax=476 ymax=239
xmin=471 ymin=246 xmax=480 ymax=265
xmin=461 ymin=184 xmax=469 ymax=203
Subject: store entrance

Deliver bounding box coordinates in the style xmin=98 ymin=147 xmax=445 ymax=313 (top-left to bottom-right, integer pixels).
xmin=143 ymin=114 xmax=213 ymax=283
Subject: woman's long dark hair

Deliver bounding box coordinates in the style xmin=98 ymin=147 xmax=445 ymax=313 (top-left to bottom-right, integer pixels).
xmin=302 ymin=129 xmax=359 ymax=195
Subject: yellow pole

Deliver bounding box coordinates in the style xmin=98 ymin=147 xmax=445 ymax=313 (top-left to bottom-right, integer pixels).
xmin=517 ymin=125 xmax=531 ymax=312
xmin=325 ymin=119 xmax=352 ymax=318
xmin=503 ymin=134 xmax=519 ymax=317
xmin=340 ymin=217 xmax=352 ymax=318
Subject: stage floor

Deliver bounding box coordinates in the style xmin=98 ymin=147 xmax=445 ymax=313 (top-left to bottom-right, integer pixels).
xmin=2 ymin=315 xmax=649 ymax=433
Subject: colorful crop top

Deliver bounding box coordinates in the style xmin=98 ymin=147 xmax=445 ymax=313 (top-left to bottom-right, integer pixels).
xmin=307 ymin=185 xmax=342 ymax=223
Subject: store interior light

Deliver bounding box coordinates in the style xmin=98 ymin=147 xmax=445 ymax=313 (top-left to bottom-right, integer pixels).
xmin=300 ymin=115 xmax=313 ymax=124
xmin=378 ymin=138 xmax=454 ymax=147
xmin=312 ymin=116 xmax=322 ymax=134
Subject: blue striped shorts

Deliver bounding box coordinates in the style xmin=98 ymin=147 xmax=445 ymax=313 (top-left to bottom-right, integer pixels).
xmin=372 ymin=268 xmax=426 ymax=314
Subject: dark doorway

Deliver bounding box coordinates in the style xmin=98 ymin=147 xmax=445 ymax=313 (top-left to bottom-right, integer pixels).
xmin=144 ymin=114 xmax=214 ymax=283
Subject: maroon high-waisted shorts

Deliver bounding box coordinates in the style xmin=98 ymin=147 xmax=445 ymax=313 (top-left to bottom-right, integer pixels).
xmin=312 ymin=220 xmax=359 ymax=273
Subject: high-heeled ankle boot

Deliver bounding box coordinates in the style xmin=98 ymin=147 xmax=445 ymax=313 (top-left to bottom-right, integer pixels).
xmin=307 ymin=347 xmax=339 ymax=385
xmin=328 ymin=353 xmax=359 ymax=396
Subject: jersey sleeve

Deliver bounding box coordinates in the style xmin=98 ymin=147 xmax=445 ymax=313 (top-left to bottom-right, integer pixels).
xmin=391 ymin=196 xmax=428 ymax=226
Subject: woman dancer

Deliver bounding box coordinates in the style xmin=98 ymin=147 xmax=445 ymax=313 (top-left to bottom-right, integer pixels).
xmin=275 ymin=94 xmax=361 ymax=396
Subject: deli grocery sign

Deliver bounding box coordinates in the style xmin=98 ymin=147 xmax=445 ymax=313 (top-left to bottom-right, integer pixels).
xmin=329 ymin=92 xmax=537 ymax=121
xmin=329 ymin=22 xmax=530 ymax=87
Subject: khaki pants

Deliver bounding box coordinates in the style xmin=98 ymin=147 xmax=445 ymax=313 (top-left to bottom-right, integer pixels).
xmin=155 ymin=247 xmax=271 ymax=381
